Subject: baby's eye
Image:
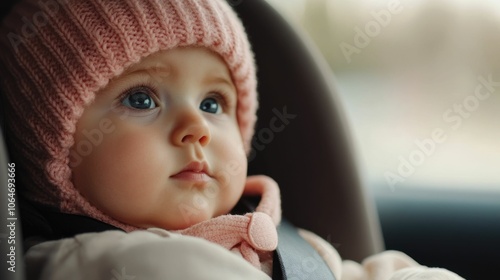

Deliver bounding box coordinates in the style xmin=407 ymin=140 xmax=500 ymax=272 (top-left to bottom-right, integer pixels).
xmin=121 ymin=87 xmax=157 ymax=110
xmin=200 ymin=97 xmax=221 ymax=114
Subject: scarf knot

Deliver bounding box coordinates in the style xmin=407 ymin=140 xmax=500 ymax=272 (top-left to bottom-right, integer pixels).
xmin=177 ymin=175 xmax=281 ymax=268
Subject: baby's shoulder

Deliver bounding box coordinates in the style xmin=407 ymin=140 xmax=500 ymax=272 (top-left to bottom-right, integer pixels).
xmin=26 ymin=229 xmax=270 ymax=280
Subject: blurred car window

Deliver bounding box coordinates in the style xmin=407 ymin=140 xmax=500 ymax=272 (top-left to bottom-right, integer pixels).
xmin=267 ymin=0 xmax=500 ymax=192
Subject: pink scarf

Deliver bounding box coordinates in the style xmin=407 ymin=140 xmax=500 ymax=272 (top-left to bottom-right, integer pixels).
xmin=176 ymin=175 xmax=281 ymax=269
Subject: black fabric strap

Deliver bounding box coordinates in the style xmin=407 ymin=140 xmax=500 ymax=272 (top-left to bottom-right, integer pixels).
xmin=274 ymin=219 xmax=336 ymax=280
xmin=19 ymin=199 xmax=122 ymax=251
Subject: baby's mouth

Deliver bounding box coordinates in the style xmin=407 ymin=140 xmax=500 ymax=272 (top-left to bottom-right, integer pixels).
xmin=170 ymin=161 xmax=212 ymax=183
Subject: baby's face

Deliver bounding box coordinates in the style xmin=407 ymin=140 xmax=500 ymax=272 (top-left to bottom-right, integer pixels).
xmin=70 ymin=47 xmax=247 ymax=230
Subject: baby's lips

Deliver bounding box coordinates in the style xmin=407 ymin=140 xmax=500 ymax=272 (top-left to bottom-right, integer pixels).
xmin=247 ymin=212 xmax=278 ymax=251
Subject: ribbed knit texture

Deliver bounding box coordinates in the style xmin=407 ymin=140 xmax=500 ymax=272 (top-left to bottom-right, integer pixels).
xmin=0 ymin=0 xmax=257 ymax=231
xmin=178 ymin=175 xmax=281 ymax=269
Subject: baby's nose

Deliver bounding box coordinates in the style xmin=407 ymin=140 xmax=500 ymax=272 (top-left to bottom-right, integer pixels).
xmin=171 ymin=110 xmax=211 ymax=146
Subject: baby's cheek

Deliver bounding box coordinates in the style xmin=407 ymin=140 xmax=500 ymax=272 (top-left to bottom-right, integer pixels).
xmin=212 ymin=143 xmax=247 ymax=214
xmin=80 ymin=130 xmax=168 ymax=211
xmin=101 ymin=132 xmax=166 ymax=187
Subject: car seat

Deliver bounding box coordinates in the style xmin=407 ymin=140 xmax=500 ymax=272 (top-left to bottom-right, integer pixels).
xmin=237 ymin=0 xmax=384 ymax=261
xmin=0 ymin=0 xmax=384 ymax=279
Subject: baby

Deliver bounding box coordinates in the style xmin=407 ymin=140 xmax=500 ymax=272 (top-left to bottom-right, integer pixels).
xmin=0 ymin=0 xmax=464 ymax=279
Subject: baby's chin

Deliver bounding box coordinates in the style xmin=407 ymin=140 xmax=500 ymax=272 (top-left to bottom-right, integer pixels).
xmin=132 ymin=212 xmax=217 ymax=231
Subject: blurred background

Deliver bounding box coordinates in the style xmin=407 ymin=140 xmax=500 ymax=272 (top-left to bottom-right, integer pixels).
xmin=264 ymin=1 xmax=500 ymax=277
xmin=266 ymin=0 xmax=500 ymax=193
xmin=0 ymin=0 xmax=497 ymax=278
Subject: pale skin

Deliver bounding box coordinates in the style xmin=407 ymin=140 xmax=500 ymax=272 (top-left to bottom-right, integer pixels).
xmin=66 ymin=46 xmax=463 ymax=280
xmin=71 ymin=47 xmax=248 ymax=230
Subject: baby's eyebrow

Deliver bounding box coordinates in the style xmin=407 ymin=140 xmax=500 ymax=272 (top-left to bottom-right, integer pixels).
xmin=203 ymin=75 xmax=235 ymax=89
xmin=125 ymin=64 xmax=172 ymax=78
xmin=99 ymin=66 xmax=165 ymax=96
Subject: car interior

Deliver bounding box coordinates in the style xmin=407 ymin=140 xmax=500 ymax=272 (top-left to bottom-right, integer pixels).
xmin=1 ymin=0 xmax=499 ymax=279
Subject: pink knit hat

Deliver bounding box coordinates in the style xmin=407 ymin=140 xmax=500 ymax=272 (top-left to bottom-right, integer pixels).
xmin=0 ymin=0 xmax=257 ymax=230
